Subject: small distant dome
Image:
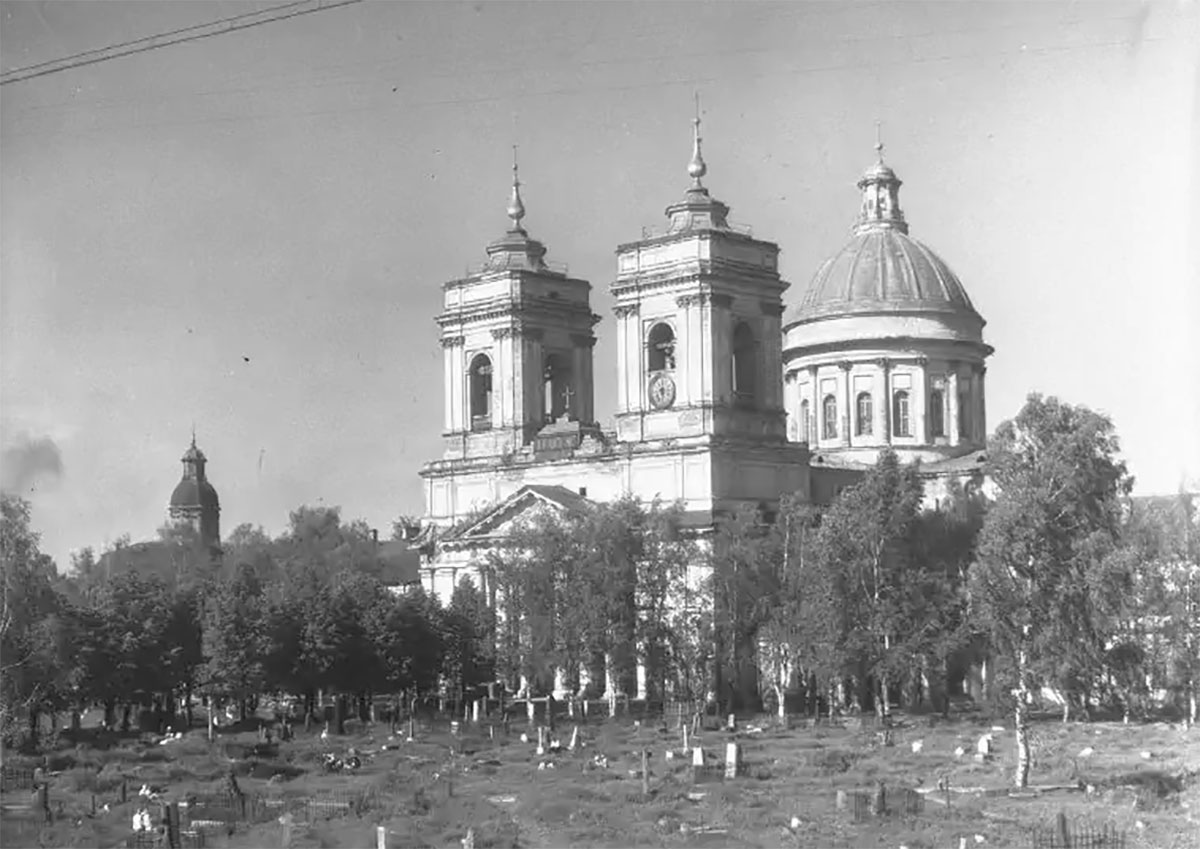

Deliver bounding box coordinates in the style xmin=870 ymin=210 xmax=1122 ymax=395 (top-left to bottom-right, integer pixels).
xmin=859 ymin=159 xmax=897 ymax=184
xmin=182 ymin=443 xmax=206 ymax=463
xmin=170 ymin=477 xmax=219 ymax=511
xmin=784 ymin=227 xmax=982 ymax=327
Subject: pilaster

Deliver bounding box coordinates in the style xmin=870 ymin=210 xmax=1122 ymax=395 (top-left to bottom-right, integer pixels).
xmin=838 ymin=361 xmax=852 ymax=447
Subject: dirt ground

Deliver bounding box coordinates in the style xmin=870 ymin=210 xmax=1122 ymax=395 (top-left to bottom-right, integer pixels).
xmin=2 ymin=708 xmax=1198 ymax=849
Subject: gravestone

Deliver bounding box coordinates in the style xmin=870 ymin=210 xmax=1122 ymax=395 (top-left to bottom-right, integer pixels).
xmin=869 ymin=782 xmax=886 ymax=816
xmin=724 ymin=743 xmax=740 ymax=779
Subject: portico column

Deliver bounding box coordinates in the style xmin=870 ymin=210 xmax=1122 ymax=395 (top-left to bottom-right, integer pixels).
xmin=876 ymin=358 xmax=892 ymax=444
xmin=947 ymin=366 xmax=961 ymax=448
xmin=914 ymin=357 xmax=928 ymax=444
xmin=783 ymin=370 xmax=799 ymax=440
xmin=838 ymin=361 xmax=852 ymax=446
xmin=977 ymin=365 xmax=988 ymax=443
xmin=808 ymin=366 xmax=819 ymax=443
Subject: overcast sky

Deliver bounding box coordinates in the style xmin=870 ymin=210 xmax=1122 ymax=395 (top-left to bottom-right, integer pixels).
xmin=2 ymin=1 xmax=1197 ymax=569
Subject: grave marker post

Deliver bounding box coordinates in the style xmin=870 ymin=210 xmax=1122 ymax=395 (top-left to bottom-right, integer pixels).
xmin=376 ymin=824 xmax=387 ymax=849
xmin=166 ymin=802 xmax=181 ymax=849
xmin=641 ymin=749 xmax=649 ymax=799
xmin=1055 ymin=811 xmax=1070 ymax=846
xmin=724 ymin=743 xmax=740 ymax=779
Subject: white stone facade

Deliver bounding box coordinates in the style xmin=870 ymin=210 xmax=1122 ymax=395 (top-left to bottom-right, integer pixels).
xmin=413 ymin=132 xmax=994 ymax=699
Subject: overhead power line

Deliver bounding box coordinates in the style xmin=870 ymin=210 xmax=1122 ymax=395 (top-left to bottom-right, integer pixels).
xmin=0 ymin=0 xmax=364 ymax=87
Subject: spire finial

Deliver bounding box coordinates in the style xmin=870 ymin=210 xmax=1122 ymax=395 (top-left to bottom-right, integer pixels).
xmin=506 ymin=144 xmax=526 ymax=228
xmin=191 ymin=422 xmax=196 ymax=448
xmin=687 ymin=91 xmax=707 ymax=187
xmin=874 ymin=119 xmax=884 ymax=163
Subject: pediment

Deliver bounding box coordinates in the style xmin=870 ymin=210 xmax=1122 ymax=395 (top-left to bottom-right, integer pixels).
xmin=443 ymin=484 xmax=590 ymax=549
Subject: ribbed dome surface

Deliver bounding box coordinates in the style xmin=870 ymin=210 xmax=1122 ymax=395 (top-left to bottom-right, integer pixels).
xmin=170 ymin=478 xmax=219 ymax=511
xmin=785 ymin=227 xmax=980 ymax=326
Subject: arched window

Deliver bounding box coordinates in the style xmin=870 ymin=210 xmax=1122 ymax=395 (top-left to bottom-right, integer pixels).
xmin=542 ymin=353 xmax=572 ymax=421
xmin=855 ymin=392 xmax=873 ymax=436
xmin=732 ymin=322 xmax=756 ymax=404
xmin=929 ymin=389 xmax=945 ymax=437
xmin=469 ymin=353 xmax=493 ymax=429
xmin=647 ymin=323 xmax=675 ymax=372
xmin=799 ymin=399 xmax=811 ymax=443
xmin=892 ymin=390 xmax=911 ymax=437
xmin=822 ymin=394 xmax=838 ymax=440
xmin=958 ymin=390 xmax=970 ymax=438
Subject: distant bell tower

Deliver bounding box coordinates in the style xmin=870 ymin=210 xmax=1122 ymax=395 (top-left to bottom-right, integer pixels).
xmin=168 ymin=432 xmax=221 ymax=549
xmin=436 ymin=150 xmax=600 ymax=461
xmin=613 ymin=100 xmax=789 ymax=444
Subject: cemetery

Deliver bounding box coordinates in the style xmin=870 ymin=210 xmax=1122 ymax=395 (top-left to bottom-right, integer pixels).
xmin=1 ymin=699 xmax=1197 ymax=849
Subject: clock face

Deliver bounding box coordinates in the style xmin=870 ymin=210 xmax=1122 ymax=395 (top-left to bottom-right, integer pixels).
xmin=648 ymin=373 xmax=676 ymax=410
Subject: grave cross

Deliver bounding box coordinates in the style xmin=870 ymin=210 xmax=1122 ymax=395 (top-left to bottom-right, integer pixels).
xmin=561 ymin=384 xmax=575 ymax=417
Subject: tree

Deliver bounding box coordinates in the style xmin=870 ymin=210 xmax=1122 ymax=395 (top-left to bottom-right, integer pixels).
xmin=1 ymin=494 xmax=63 ymax=745
xmin=970 ymin=394 xmax=1132 ymax=788
xmin=757 ymin=494 xmax=827 ymax=718
xmin=202 ymin=564 xmax=269 ymax=718
xmin=710 ymin=503 xmax=780 ymax=712
xmin=444 ymin=576 xmax=495 ymax=705
xmin=1124 ymin=491 xmax=1200 ymax=724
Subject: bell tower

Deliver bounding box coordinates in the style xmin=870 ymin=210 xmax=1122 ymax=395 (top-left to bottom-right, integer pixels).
xmin=168 ymin=431 xmax=221 ymax=550
xmin=612 ymin=102 xmax=789 ymax=445
xmin=437 ymin=151 xmax=599 ymax=460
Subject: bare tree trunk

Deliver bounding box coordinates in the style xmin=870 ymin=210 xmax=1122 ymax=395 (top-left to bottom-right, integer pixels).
xmin=1015 ymin=696 xmax=1031 ymax=788
xmin=1015 ymin=661 xmax=1031 ymax=789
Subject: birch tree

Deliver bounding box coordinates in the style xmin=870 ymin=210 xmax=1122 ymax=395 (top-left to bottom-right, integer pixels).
xmin=970 ymin=394 xmax=1131 ymax=788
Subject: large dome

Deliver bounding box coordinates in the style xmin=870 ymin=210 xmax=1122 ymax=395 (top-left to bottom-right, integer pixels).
xmin=170 ymin=478 xmax=219 ymax=511
xmin=784 ymin=227 xmax=981 ymax=327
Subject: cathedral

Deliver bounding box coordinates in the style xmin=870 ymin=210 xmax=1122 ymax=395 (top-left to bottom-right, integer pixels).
xmin=417 ymin=116 xmax=991 ymax=605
